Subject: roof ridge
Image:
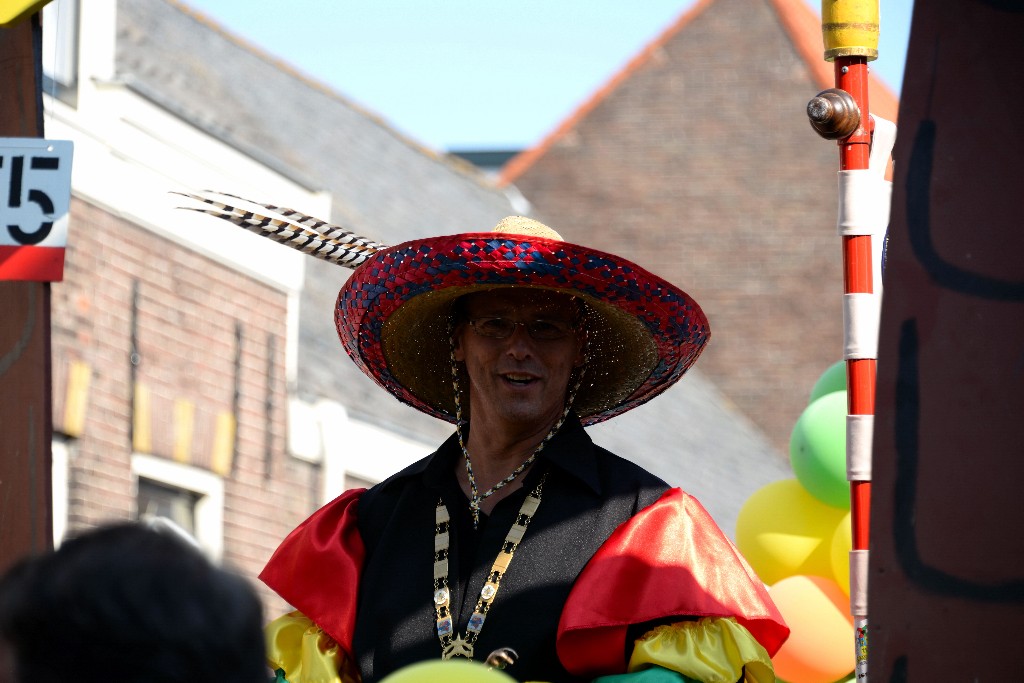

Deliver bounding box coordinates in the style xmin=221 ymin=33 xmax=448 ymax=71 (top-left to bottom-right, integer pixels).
xmin=767 ymin=0 xmax=834 ymax=91
xmin=499 ymin=0 xmax=899 ymax=187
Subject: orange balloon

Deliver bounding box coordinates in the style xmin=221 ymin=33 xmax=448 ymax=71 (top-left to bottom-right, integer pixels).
xmin=769 ymin=575 xmax=854 ymax=683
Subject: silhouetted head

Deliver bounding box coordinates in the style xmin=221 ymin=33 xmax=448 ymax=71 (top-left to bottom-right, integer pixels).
xmin=0 ymin=522 xmax=266 ymax=683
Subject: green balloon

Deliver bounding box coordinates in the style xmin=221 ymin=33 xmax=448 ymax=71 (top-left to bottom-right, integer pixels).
xmin=380 ymin=660 xmax=515 ymax=683
xmin=810 ymin=360 xmax=847 ymax=403
xmin=790 ymin=391 xmax=850 ymax=509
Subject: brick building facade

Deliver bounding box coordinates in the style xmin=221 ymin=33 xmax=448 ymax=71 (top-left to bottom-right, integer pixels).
xmin=49 ymin=197 xmax=315 ymax=608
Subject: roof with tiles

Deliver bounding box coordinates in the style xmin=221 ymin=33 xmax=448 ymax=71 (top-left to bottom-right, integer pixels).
xmin=114 ymin=0 xmax=789 ymax=529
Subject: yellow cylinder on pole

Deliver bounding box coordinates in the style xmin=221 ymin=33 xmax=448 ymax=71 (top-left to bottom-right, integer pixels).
xmin=821 ymin=0 xmax=879 ymax=61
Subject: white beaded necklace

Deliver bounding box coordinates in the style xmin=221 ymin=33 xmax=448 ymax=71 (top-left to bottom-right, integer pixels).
xmin=432 ymin=473 xmax=548 ymax=660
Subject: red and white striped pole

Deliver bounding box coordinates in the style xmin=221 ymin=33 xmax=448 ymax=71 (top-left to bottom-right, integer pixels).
xmin=807 ymin=3 xmax=895 ymax=680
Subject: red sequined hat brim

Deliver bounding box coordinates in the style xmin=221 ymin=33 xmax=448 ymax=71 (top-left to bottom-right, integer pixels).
xmin=336 ymin=232 xmax=709 ymax=425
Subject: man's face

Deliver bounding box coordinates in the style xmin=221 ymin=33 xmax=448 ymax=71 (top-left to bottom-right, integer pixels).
xmin=453 ymin=288 xmax=586 ymax=435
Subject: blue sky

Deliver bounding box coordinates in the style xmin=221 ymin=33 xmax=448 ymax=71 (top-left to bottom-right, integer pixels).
xmin=182 ymin=1 xmax=914 ymax=152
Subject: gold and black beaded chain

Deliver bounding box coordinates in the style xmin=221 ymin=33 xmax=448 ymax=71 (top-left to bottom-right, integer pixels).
xmin=432 ymin=473 xmax=547 ymax=660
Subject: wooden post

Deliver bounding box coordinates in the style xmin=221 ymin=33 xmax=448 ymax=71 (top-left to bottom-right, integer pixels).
xmin=869 ymin=1 xmax=1024 ymax=678
xmin=0 ymin=11 xmax=53 ymax=571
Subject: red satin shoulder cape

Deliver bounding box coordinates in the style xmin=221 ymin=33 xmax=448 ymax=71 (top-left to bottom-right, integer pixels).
xmin=259 ymin=488 xmax=367 ymax=655
xmin=259 ymin=487 xmax=788 ymax=674
xmin=556 ymin=488 xmax=790 ymax=678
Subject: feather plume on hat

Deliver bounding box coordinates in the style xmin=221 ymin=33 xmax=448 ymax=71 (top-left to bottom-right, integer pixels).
xmin=177 ymin=191 xmax=709 ymax=425
xmin=174 ymin=191 xmax=386 ymax=268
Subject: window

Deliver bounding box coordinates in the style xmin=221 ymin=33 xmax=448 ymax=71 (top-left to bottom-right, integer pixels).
xmin=137 ymin=479 xmax=201 ymax=536
xmin=130 ymin=454 xmax=224 ymax=561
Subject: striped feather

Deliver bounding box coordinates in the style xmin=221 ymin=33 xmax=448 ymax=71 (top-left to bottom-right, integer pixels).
xmin=173 ymin=191 xmax=386 ymax=269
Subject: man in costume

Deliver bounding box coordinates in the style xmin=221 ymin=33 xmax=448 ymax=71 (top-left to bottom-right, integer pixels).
xmin=179 ymin=199 xmax=788 ymax=683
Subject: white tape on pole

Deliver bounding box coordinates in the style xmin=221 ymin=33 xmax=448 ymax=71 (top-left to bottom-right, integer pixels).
xmin=847 ymin=413 xmax=873 ymax=481
xmin=850 ymin=549 xmax=869 ymax=617
xmin=837 ymin=170 xmax=893 ymax=237
xmin=843 ymin=292 xmax=881 ymax=359
xmin=869 ymin=116 xmax=898 ymax=174
xmin=837 ymin=116 xmax=896 ymax=246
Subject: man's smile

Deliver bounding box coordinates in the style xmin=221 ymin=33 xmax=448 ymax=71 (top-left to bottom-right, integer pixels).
xmin=501 ymin=372 xmax=539 ymax=386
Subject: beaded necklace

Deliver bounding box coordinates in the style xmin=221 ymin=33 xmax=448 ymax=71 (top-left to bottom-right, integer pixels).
xmin=432 ymin=473 xmax=548 ymax=660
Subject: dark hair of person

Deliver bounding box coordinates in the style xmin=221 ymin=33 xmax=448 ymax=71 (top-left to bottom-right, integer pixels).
xmin=0 ymin=522 xmax=267 ymax=683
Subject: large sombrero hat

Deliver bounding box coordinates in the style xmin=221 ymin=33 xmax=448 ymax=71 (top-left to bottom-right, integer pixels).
xmin=178 ymin=195 xmax=709 ymax=425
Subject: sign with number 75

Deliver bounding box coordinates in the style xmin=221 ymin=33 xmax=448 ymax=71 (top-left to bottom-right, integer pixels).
xmin=0 ymin=138 xmax=74 ymax=281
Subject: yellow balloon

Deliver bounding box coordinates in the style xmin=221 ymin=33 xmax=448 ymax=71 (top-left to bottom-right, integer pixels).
xmin=380 ymin=660 xmax=516 ymax=683
xmin=830 ymin=511 xmax=853 ymax=595
xmin=769 ymin=575 xmax=854 ymax=683
xmin=735 ymin=480 xmax=848 ymax=586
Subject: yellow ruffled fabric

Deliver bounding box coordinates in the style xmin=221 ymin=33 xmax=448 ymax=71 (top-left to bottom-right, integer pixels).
xmin=628 ymin=617 xmax=775 ymax=683
xmin=265 ymin=611 xmax=361 ymax=683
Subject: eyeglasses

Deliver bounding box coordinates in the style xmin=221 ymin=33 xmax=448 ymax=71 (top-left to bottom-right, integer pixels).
xmin=467 ymin=316 xmax=576 ymax=340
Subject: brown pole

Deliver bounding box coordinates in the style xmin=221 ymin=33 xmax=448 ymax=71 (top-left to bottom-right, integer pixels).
xmin=0 ymin=11 xmax=53 ymax=571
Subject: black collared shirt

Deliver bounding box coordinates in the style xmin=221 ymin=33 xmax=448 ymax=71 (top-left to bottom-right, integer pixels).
xmin=352 ymin=416 xmax=669 ymax=683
